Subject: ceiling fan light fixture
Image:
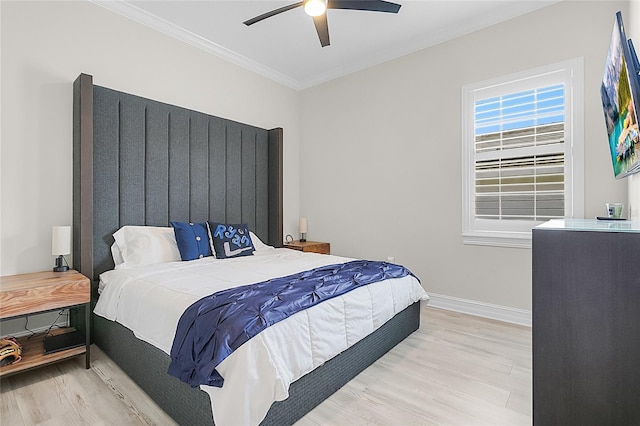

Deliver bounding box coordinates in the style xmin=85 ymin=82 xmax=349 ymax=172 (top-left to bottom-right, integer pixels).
xmin=304 ymin=0 xmax=327 ymax=17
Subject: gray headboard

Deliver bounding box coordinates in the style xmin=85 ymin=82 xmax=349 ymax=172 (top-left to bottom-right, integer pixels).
xmin=72 ymin=74 xmax=283 ymax=293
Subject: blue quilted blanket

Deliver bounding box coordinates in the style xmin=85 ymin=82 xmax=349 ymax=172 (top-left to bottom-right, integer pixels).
xmin=167 ymin=260 xmax=416 ymax=388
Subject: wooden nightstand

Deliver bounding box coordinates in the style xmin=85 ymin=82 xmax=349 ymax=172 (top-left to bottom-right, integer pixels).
xmin=0 ymin=270 xmax=90 ymax=377
xmin=284 ymin=240 xmax=330 ymax=255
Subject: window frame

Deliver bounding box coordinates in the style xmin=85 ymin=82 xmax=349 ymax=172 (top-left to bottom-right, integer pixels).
xmin=461 ymin=59 xmax=584 ymax=248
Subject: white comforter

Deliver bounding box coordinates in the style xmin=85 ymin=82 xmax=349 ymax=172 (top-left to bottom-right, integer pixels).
xmin=94 ymin=247 xmax=428 ymax=425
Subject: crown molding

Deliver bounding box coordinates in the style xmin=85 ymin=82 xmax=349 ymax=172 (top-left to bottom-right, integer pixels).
xmin=90 ymin=0 xmax=305 ymax=90
xmin=90 ymin=0 xmax=559 ymax=91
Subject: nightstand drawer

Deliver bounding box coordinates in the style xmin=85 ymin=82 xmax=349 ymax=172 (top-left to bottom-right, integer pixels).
xmin=284 ymin=241 xmax=330 ymax=255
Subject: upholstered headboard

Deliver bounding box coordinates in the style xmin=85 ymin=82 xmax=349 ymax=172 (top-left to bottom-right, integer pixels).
xmin=72 ymin=74 xmax=283 ymax=293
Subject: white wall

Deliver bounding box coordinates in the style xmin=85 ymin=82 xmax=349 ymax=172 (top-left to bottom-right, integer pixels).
xmin=299 ymin=0 xmax=629 ymax=311
xmin=0 ymin=0 xmax=300 ymax=276
xmin=628 ymin=1 xmax=640 ymax=221
xmin=0 ymin=1 xmax=300 ymax=333
xmin=1 ymin=0 xmax=633 ymax=327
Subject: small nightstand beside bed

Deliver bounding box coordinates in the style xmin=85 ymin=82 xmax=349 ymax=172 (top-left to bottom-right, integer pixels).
xmin=283 ymin=240 xmax=330 ymax=254
xmin=73 ymin=74 xmax=427 ymax=425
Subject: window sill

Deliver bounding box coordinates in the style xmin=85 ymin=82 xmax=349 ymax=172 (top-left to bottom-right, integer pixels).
xmin=462 ymin=231 xmax=532 ymax=249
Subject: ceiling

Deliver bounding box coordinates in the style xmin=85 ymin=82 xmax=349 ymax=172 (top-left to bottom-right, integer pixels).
xmin=93 ymin=0 xmax=559 ymax=90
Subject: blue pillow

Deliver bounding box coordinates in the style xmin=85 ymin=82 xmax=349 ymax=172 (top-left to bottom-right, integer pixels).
xmin=207 ymin=222 xmax=255 ymax=259
xmin=170 ymin=221 xmax=213 ymax=261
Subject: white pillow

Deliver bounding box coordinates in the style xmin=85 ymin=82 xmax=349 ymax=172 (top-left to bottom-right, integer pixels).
xmin=112 ymin=226 xmax=181 ymax=267
xmin=111 ymin=242 xmax=125 ymax=267
xmin=249 ymin=231 xmax=273 ymax=252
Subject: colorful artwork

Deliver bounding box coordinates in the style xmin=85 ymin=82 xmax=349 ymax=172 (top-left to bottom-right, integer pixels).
xmin=601 ymin=13 xmax=640 ymax=178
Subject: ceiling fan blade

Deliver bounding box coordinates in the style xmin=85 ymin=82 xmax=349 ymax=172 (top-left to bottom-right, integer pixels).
xmin=243 ymin=2 xmax=304 ymax=26
xmin=312 ymin=14 xmax=330 ymax=47
xmin=328 ymin=0 xmax=401 ymax=13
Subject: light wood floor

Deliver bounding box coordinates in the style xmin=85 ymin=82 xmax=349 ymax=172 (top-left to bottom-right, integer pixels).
xmin=0 ymin=306 xmax=531 ymax=425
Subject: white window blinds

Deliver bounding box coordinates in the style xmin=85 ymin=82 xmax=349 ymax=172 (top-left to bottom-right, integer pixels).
xmin=474 ymin=84 xmax=565 ymax=221
xmin=461 ymin=59 xmax=584 ymax=248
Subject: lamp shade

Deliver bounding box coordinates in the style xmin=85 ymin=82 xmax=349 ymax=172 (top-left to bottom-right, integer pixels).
xmin=299 ymin=217 xmax=308 ymax=234
xmin=52 ymin=226 xmax=71 ymax=256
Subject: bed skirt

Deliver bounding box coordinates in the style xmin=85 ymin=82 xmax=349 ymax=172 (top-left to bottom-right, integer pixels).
xmin=93 ymin=300 xmax=421 ymax=425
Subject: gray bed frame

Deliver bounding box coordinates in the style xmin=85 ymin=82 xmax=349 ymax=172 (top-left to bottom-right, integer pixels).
xmin=72 ymin=73 xmax=420 ymax=425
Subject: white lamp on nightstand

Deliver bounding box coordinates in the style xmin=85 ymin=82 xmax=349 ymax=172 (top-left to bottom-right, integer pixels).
xmin=52 ymin=226 xmax=70 ymax=272
xmin=299 ymin=217 xmax=308 ymax=242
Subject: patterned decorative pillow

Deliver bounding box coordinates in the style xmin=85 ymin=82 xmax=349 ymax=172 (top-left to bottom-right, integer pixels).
xmin=207 ymin=222 xmax=255 ymax=259
xmin=170 ymin=221 xmax=213 ymax=261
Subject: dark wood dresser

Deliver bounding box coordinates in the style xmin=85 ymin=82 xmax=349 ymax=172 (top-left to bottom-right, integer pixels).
xmin=532 ymin=219 xmax=640 ymax=425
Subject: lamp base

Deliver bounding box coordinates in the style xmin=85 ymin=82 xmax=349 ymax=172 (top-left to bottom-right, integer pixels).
xmin=300 ymin=233 xmax=307 ymax=243
xmin=53 ymin=255 xmax=69 ymax=272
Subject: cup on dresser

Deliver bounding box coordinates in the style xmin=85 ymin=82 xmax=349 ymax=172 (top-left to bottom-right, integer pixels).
xmin=606 ymin=202 xmax=624 ymax=218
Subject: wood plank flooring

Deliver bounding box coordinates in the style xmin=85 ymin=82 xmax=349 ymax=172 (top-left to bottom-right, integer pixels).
xmin=0 ymin=307 xmax=531 ymax=425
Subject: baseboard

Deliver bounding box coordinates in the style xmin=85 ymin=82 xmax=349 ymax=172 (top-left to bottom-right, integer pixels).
xmin=427 ymin=293 xmax=531 ymax=327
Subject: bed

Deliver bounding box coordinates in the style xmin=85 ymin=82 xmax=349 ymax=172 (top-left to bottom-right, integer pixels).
xmin=72 ymin=73 xmax=426 ymax=425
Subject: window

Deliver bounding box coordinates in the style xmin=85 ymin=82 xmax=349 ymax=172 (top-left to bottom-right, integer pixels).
xmin=462 ymin=59 xmax=584 ymax=248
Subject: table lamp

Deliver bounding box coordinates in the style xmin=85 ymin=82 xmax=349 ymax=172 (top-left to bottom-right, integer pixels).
xmin=299 ymin=217 xmax=307 ymax=242
xmin=52 ymin=226 xmax=70 ymax=272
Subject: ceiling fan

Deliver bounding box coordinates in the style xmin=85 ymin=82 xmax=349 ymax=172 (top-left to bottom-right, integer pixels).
xmin=243 ymin=0 xmax=402 ymax=47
